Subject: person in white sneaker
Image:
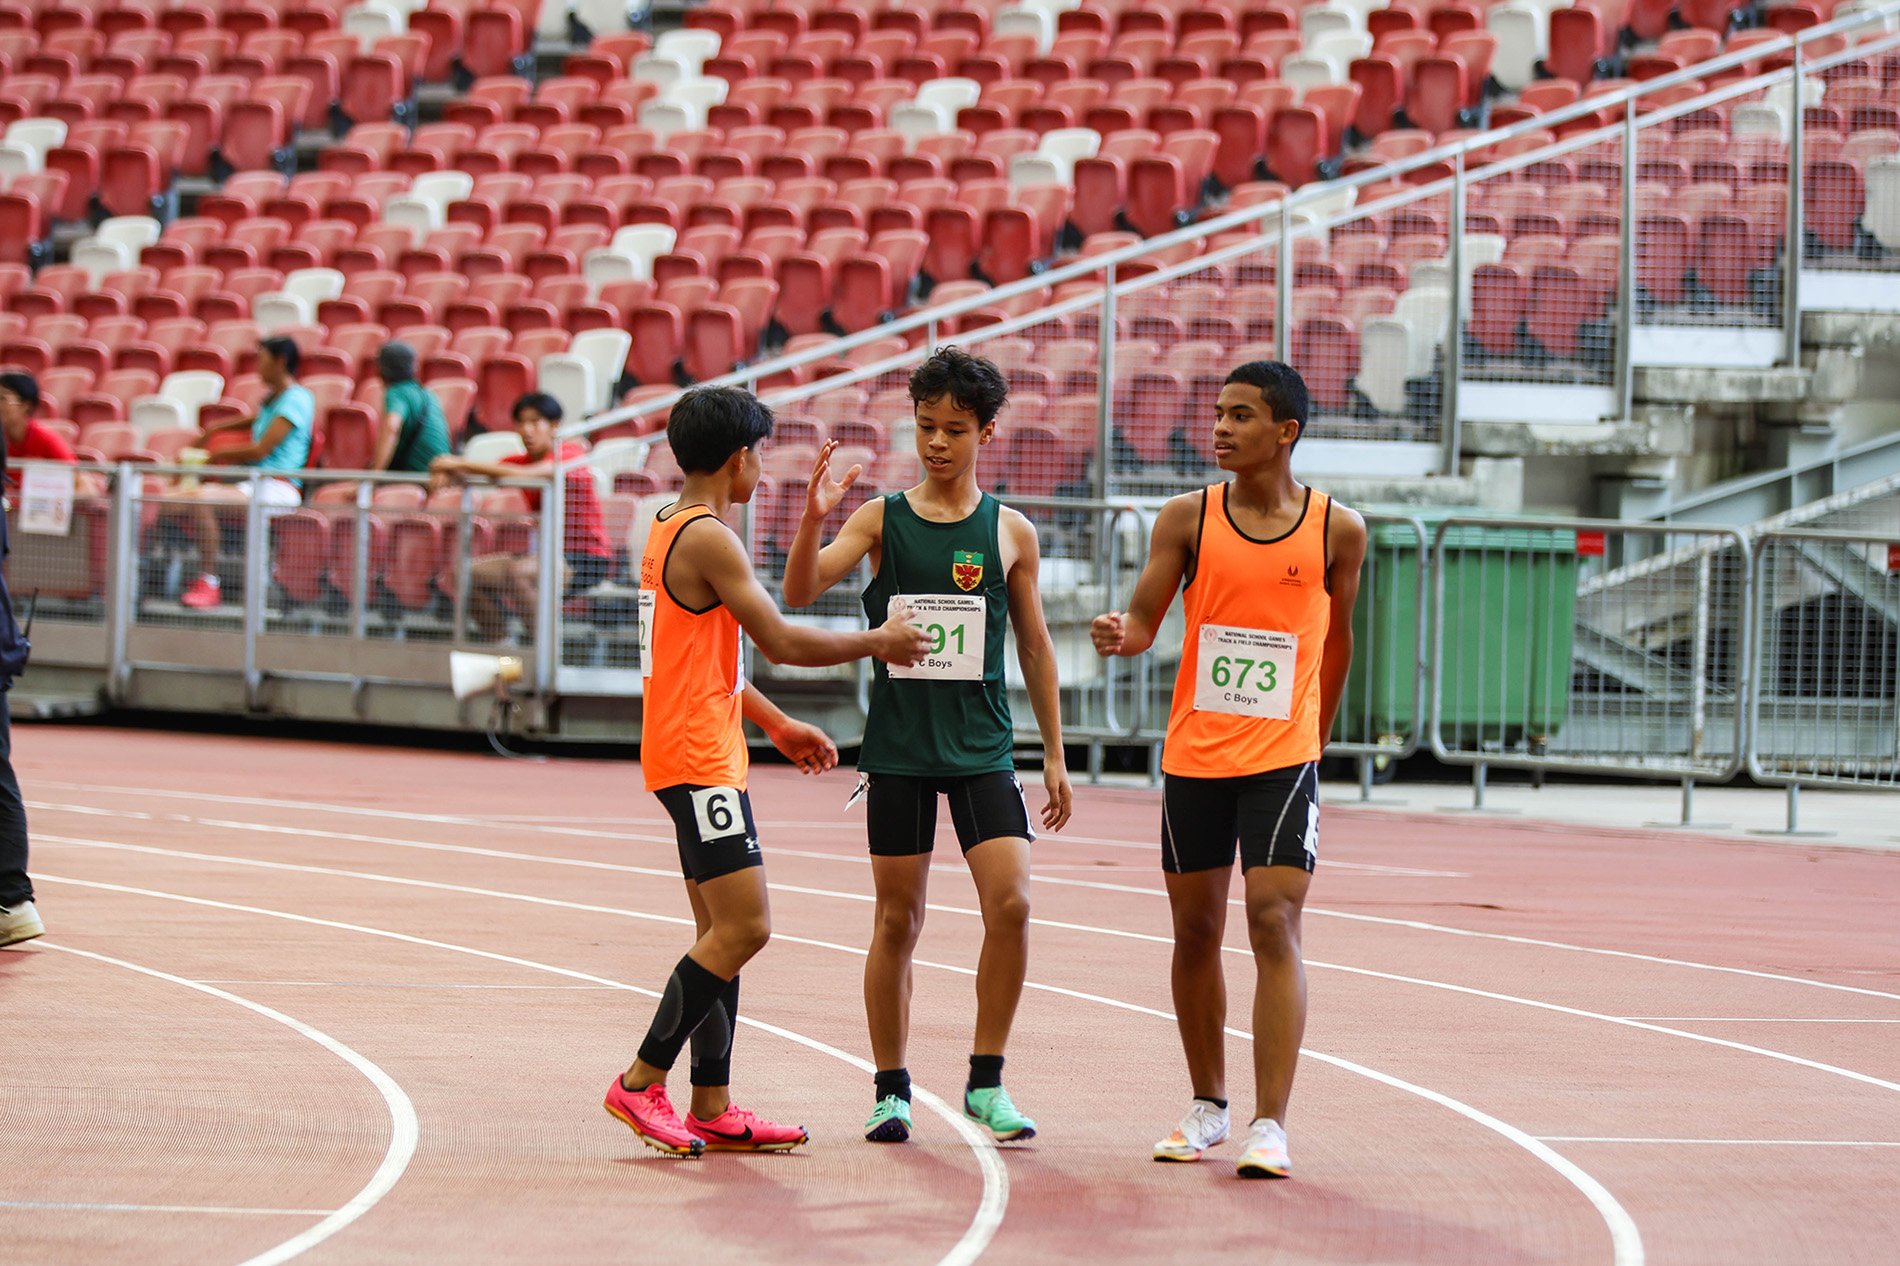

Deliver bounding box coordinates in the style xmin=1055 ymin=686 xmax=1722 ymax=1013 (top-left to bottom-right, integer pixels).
xmin=1093 ymin=363 xmax=1365 ymax=1179
xmin=0 ymin=407 xmax=42 ymax=949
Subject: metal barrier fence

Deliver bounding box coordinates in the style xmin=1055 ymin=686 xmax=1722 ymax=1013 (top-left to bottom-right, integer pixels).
xmin=1427 ymin=517 xmax=1753 ymax=822
xmin=1749 ymin=527 xmax=1900 ymax=830
xmin=17 ymin=473 xmax=1900 ymax=823
xmin=8 ymin=460 xmax=565 ymax=725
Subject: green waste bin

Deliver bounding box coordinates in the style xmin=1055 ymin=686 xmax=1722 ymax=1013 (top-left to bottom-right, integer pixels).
xmin=1334 ymin=511 xmax=1579 ymax=750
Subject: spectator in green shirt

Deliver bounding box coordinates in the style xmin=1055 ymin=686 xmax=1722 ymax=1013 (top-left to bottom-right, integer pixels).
xmin=372 ymin=341 xmax=451 ymax=474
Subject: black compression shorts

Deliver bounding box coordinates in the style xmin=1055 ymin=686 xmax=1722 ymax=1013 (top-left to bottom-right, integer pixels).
xmin=653 ymin=783 xmax=763 ymax=882
xmin=864 ymin=770 xmax=1034 ymax=856
xmin=1160 ymin=763 xmax=1319 ymax=874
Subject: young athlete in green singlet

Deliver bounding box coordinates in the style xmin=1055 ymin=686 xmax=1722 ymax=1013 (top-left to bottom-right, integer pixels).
xmin=782 ymin=347 xmax=1074 ymax=1143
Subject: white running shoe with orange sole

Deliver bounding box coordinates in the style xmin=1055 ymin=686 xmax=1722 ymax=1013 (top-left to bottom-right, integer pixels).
xmin=1236 ymin=1118 xmax=1291 ymax=1179
xmin=1153 ymin=1100 xmax=1230 ymax=1162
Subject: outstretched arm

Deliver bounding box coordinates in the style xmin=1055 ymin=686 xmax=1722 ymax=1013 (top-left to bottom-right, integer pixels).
xmin=685 ymin=518 xmax=930 ymax=668
xmin=1004 ymin=511 xmax=1072 ymax=831
xmin=1317 ymin=504 xmax=1367 ymax=745
xmin=1090 ymin=492 xmax=1199 ymax=658
xmin=743 ymin=683 xmax=838 ymax=775
xmin=782 ymin=441 xmax=882 ymax=608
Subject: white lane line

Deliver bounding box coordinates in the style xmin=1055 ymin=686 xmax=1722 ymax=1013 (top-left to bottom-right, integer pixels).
xmin=37 ymin=944 xmax=419 ymax=1266
xmin=1311 ymin=958 xmax=1900 ymax=1098
xmin=32 ymin=791 xmax=1889 ymax=1003
xmin=1618 ymin=1011 xmax=1900 ymax=1018
xmin=1539 ymin=1137 xmax=1900 ymax=1148
xmin=44 ymin=827 xmax=1900 ymax=1101
xmin=41 ymin=844 xmax=1640 ymax=1266
xmin=36 ymin=874 xmax=1007 ymax=1266
xmin=191 ymin=980 xmax=618 ymax=991
xmin=0 ymin=1202 xmax=338 ymax=1216
xmin=44 ymin=822 xmax=1900 ymax=1113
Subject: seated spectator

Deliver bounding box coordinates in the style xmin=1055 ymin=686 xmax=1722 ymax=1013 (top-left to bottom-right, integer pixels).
xmin=371 ymin=341 xmax=450 ymax=475
xmin=179 ymin=336 xmax=315 ymax=610
xmin=0 ymin=373 xmax=78 ymax=490
xmin=429 ymin=392 xmax=613 ymax=642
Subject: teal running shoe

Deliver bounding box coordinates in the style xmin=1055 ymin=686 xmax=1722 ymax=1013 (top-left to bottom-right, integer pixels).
xmin=865 ymin=1094 xmax=912 ymax=1143
xmin=964 ymin=1085 xmax=1036 ymax=1142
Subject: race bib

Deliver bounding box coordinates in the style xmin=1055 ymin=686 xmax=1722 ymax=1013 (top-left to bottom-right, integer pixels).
xmin=1193 ymin=624 xmax=1296 ymax=720
xmin=638 ymin=590 xmax=655 ymax=674
xmin=886 ymin=594 xmax=985 ymax=681
xmin=689 ymin=786 xmax=745 ymax=842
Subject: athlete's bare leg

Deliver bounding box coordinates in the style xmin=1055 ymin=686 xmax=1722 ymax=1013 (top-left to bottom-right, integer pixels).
xmin=1243 ymin=864 xmax=1309 ymax=1124
xmin=1164 ymin=866 xmax=1233 ymax=1101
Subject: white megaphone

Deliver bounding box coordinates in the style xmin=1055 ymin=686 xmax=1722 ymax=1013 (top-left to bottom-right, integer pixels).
xmin=450 ymin=651 xmax=524 ymax=701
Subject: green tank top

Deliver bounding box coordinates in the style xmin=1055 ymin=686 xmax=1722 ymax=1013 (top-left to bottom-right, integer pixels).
xmin=859 ymin=490 xmax=1014 ymax=777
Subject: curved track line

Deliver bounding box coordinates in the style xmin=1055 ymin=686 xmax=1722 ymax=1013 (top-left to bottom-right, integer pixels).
xmin=43 ymin=829 xmax=1900 ymax=1100
xmin=36 ymin=944 xmax=419 ymax=1266
xmin=40 ymin=843 xmax=1642 ymax=1266
xmin=35 ymin=789 xmax=1899 ymax=1004
xmin=34 ymin=874 xmax=1006 ymax=1266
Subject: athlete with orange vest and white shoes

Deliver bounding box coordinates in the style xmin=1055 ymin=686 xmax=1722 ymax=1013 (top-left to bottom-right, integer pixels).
xmin=605 ymin=386 xmax=930 ymax=1158
xmin=1092 ymin=361 xmax=1365 ymax=1179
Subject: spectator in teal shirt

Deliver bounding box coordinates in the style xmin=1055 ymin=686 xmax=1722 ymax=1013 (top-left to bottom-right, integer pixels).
xmin=372 ymin=340 xmax=450 ymax=474
xmin=180 ymin=336 xmax=315 ymax=610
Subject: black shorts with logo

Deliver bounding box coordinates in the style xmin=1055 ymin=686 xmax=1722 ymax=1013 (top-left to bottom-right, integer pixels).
xmin=1160 ymin=762 xmax=1319 ymax=874
xmin=653 ymin=783 xmax=763 ymax=882
xmin=864 ymin=770 xmax=1035 ymax=857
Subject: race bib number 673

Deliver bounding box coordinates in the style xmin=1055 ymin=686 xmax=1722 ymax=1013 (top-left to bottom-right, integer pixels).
xmin=1193 ymin=624 xmax=1297 ymax=720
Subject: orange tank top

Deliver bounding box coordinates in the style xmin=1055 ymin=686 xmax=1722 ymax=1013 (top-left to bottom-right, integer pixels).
xmin=639 ymin=503 xmax=747 ymax=792
xmin=1163 ymin=483 xmax=1333 ymax=779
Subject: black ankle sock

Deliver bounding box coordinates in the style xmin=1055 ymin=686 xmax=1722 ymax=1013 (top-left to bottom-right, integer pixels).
xmin=967 ymin=1054 xmax=1005 ymax=1091
xmin=1195 ymin=1096 xmax=1229 ymax=1111
xmin=874 ymin=1067 xmax=912 ymax=1104
xmin=635 ymin=954 xmax=731 ymax=1073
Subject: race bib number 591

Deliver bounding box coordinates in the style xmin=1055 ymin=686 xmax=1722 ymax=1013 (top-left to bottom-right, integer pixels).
xmin=1193 ymin=624 xmax=1296 ymax=720
xmin=887 ymin=594 xmax=985 ymax=681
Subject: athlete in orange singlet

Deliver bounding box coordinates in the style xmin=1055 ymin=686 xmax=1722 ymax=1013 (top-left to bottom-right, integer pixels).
xmin=603 ymin=386 xmax=929 ymax=1158
xmin=1092 ymin=362 xmax=1365 ymax=1179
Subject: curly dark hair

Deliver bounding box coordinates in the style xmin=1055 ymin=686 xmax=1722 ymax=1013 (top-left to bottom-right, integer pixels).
xmin=908 ymin=345 xmax=1010 ymax=427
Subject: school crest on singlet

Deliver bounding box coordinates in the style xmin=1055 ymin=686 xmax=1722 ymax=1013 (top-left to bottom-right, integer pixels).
xmin=953 ymin=550 xmax=983 ymax=591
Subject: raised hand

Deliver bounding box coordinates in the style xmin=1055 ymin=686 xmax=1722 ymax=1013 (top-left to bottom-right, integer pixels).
xmin=1090 ymin=611 xmax=1127 ymax=657
xmin=805 ymin=439 xmax=863 ymax=523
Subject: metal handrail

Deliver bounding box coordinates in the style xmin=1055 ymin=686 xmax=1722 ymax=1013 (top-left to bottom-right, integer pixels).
xmin=554 ymin=3 xmax=1900 ymax=457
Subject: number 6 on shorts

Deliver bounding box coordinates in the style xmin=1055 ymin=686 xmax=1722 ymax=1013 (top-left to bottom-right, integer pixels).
xmin=690 ymin=786 xmax=744 ymax=842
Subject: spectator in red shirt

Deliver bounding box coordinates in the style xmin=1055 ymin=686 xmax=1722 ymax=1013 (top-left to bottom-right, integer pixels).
xmin=429 ymin=392 xmax=615 ymax=642
xmin=0 ymin=373 xmax=78 ymax=489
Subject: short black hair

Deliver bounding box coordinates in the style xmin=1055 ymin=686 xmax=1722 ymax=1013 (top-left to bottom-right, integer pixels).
xmin=1224 ymin=361 xmax=1309 ymax=442
xmin=667 ymin=385 xmax=774 ymax=474
xmin=258 ymin=335 xmax=301 ymax=375
xmin=512 ymin=391 xmax=563 ymax=423
xmin=0 ymin=371 xmax=39 ymax=410
xmin=909 ymin=346 xmax=1009 ymax=427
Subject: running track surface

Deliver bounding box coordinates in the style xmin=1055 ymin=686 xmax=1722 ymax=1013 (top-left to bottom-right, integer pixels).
xmin=7 ymin=727 xmax=1900 ymax=1266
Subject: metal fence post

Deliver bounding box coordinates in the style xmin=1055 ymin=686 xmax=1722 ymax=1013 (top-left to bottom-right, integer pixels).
xmin=241 ymin=488 xmax=268 ymax=709
xmin=534 ymin=470 xmax=563 ymax=708
xmin=1786 ymin=36 xmax=1806 ymax=368
xmin=451 ymin=485 xmax=474 ymax=641
xmin=1441 ymin=153 xmax=1467 ymax=475
xmin=1093 ymin=265 xmax=1118 ymax=501
xmin=1274 ymin=208 xmax=1292 ymax=363
xmin=1616 ymin=95 xmax=1639 ymax=422
xmin=107 ymin=463 xmax=137 ymax=701
xmin=350 ymin=480 xmax=372 ymax=641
